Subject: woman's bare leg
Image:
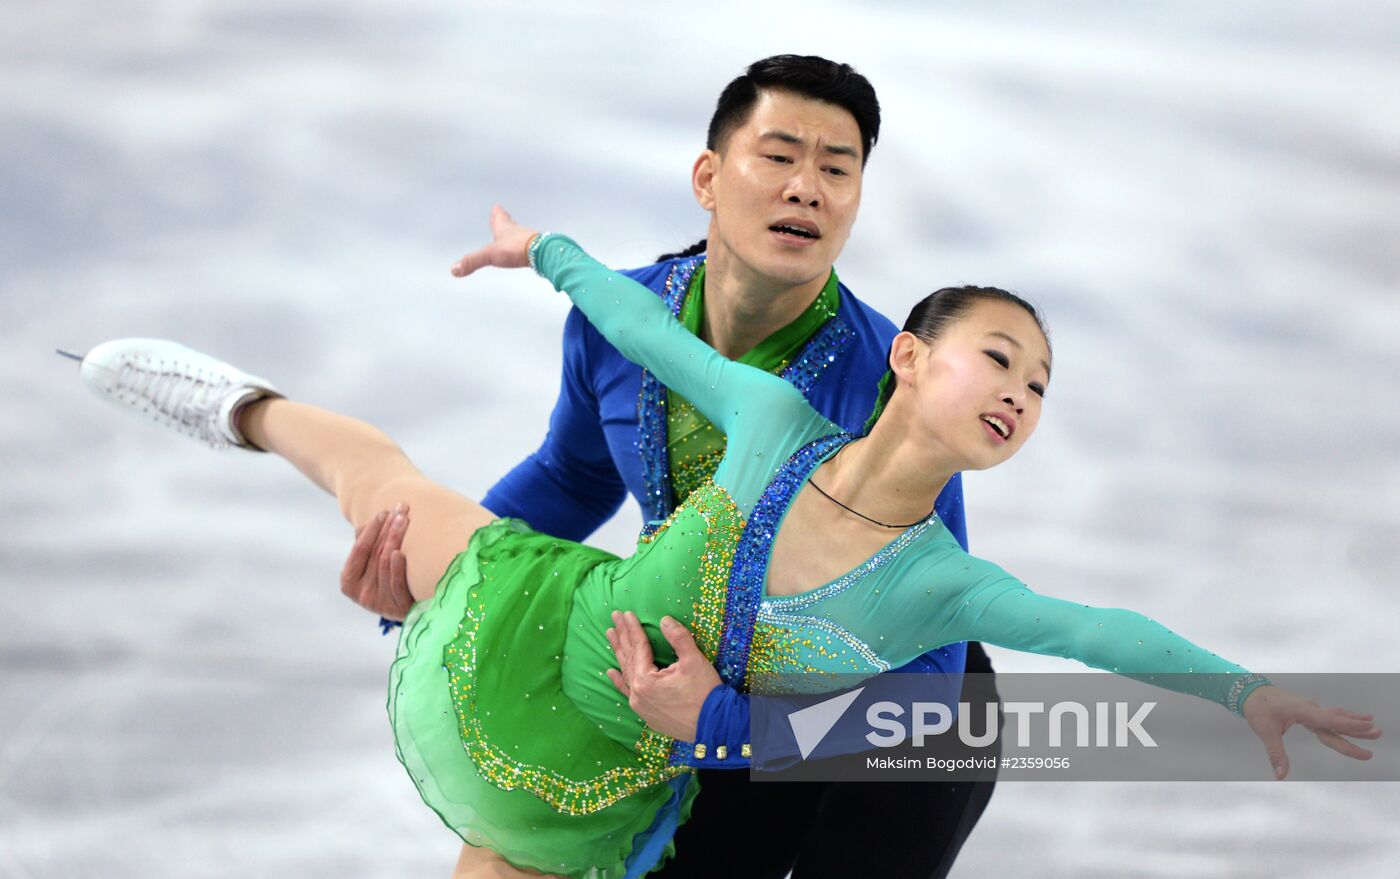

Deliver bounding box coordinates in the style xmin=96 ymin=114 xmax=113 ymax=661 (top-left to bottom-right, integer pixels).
xmin=452 ymin=844 xmax=565 ymax=879
xmin=238 ymin=397 xmax=495 ymax=602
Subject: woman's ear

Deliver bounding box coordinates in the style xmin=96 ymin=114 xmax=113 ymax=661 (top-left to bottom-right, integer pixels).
xmin=888 ymin=331 xmax=925 ymax=388
xmin=692 ymin=150 xmax=719 ymax=211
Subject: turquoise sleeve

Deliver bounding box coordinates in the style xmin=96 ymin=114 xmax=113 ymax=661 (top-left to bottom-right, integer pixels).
xmin=942 ymin=561 xmax=1269 ymax=715
xmin=531 ymin=234 xmax=830 ymax=509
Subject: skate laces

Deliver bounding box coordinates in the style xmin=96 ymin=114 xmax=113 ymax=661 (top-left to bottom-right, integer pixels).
xmin=115 ymin=359 xmax=238 ymax=447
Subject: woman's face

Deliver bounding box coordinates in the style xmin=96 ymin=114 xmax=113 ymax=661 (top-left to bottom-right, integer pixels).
xmin=899 ymin=299 xmax=1051 ymax=472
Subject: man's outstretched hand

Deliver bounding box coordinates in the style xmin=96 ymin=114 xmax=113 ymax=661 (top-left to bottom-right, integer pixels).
xmin=606 ymin=611 xmax=720 ymax=741
xmin=341 ymin=503 xmax=414 ymax=621
xmin=450 ymin=206 xmax=540 ymax=278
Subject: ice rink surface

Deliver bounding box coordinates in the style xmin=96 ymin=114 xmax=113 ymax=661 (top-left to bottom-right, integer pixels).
xmin=2 ymin=1 xmax=1398 ymax=876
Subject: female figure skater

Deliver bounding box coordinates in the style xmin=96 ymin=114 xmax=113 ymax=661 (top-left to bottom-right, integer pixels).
xmin=76 ymin=208 xmax=1378 ymax=878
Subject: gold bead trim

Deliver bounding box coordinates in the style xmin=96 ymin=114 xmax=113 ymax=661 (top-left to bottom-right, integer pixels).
xmin=444 ymin=554 xmax=689 ymax=816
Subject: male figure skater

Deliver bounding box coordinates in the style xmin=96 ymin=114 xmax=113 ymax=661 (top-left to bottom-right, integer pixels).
xmin=344 ymin=55 xmax=998 ymax=878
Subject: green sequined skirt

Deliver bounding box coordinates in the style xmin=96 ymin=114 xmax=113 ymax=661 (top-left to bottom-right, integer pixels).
xmin=388 ymin=518 xmax=695 ymax=878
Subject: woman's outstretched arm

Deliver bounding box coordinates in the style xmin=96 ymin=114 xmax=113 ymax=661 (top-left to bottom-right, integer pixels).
xmin=937 ymin=567 xmax=1382 ymax=779
xmin=451 ymin=208 xmax=824 ymax=442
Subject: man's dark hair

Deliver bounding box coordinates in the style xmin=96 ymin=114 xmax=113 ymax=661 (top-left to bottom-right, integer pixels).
xmin=708 ymin=54 xmax=880 ymax=166
xmin=657 ymin=55 xmax=880 ymax=262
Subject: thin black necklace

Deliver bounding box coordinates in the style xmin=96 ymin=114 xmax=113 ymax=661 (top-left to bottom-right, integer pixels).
xmin=807 ymin=444 xmax=934 ymax=529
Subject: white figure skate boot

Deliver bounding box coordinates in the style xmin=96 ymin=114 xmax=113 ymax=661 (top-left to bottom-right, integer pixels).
xmin=76 ymin=338 xmax=282 ymax=450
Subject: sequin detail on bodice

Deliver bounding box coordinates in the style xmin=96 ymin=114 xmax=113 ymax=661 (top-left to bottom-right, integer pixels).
xmin=635 ymin=478 xmax=746 ymax=666
xmin=636 ymin=259 xmax=856 ymax=525
xmin=636 ymin=256 xmax=703 ymax=525
xmin=713 ymin=432 xmax=852 ymax=687
xmin=781 ymin=312 xmax=855 ymax=397
xmin=746 ymin=513 xmax=940 ymax=687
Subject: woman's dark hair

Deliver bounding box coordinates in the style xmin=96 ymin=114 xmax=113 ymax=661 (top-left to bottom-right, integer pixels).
xmin=863 ymin=286 xmax=1051 ymax=433
xmin=657 ymin=55 xmax=881 ymax=263
xmin=656 ymin=239 xmax=709 ymax=262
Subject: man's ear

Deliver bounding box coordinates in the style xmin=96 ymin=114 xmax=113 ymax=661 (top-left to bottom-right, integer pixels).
xmin=692 ymin=150 xmax=719 ymax=211
xmin=888 ymin=331 xmax=925 ymax=387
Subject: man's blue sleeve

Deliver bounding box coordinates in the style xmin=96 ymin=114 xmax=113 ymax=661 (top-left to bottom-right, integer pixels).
xmin=481 ymin=307 xmax=628 ymax=542
xmin=675 ymin=684 xmax=752 ymax=769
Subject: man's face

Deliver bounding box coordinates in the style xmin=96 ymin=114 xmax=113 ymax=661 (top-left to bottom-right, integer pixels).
xmin=695 ymin=89 xmax=863 ymax=288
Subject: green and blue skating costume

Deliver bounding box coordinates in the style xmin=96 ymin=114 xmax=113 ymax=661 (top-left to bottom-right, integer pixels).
xmin=388 ymin=235 xmax=1265 ymax=878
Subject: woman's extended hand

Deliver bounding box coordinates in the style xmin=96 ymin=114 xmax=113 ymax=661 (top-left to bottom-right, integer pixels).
xmin=450 ymin=205 xmax=540 ymax=278
xmin=1240 ymin=685 xmax=1381 ymax=779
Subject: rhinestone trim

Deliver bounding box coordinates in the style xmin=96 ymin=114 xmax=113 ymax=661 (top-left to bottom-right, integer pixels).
xmin=756 ymin=611 xmax=890 ymax=672
xmin=760 ymin=515 xmax=939 ymax=612
xmin=1226 ymin=673 xmax=1272 ymax=716
xmin=780 ymin=313 xmax=854 ymax=396
xmin=714 ymin=432 xmax=852 ymax=687
xmin=636 ymin=255 xmax=704 ymax=523
xmin=443 ymin=538 xmax=688 ymax=815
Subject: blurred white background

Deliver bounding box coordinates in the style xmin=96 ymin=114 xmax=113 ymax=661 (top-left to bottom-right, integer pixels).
xmin=2 ymin=1 xmax=1398 ymax=876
